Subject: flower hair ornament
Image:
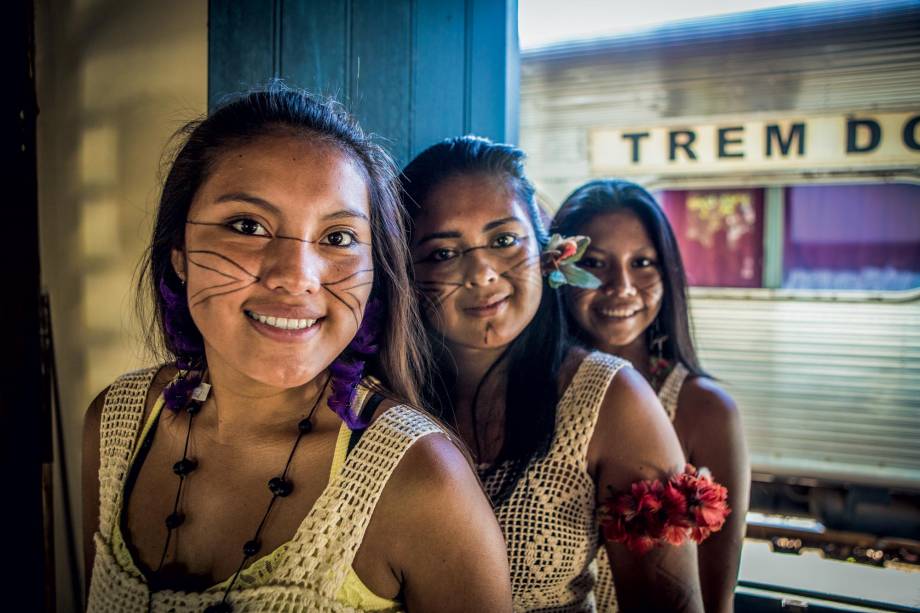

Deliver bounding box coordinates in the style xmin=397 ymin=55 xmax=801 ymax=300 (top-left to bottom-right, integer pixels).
xmin=327 ymin=297 xmax=383 ymax=429
xmin=600 ymin=464 xmax=731 ymax=554
xmin=540 ymin=234 xmax=602 ymax=289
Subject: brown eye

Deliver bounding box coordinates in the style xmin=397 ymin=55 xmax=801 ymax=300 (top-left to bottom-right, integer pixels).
xmin=578 ymin=257 xmax=603 ymax=269
xmin=322 ymin=230 xmax=356 ymax=247
xmin=429 ymin=248 xmax=457 ymax=262
xmin=633 ymin=257 xmax=656 ymax=268
xmin=492 ymin=233 xmax=520 ymax=248
xmin=229 ymin=218 xmax=269 ymax=236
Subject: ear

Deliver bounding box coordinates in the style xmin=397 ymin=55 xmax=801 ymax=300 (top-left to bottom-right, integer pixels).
xmin=171 ymin=247 xmax=187 ymax=283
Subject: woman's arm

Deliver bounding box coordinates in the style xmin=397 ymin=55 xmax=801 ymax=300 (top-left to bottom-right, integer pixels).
xmin=676 ymin=379 xmax=750 ymax=613
xmin=383 ymin=432 xmax=513 ymax=612
xmin=82 ymin=387 xmax=107 ymax=598
xmin=590 ymin=367 xmax=704 ymax=613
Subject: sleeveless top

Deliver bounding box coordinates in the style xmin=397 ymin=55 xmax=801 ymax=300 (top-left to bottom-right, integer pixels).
xmin=87 ymin=367 xmax=443 ymax=612
xmin=480 ymin=351 xmax=627 ymax=612
xmin=593 ymin=361 xmax=692 ymax=612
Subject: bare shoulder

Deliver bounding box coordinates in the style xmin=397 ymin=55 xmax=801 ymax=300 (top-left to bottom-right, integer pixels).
xmin=371 ymin=414 xmax=511 ymax=610
xmin=360 ymin=392 xmax=476 ymax=505
xmin=679 ymin=376 xmax=739 ymax=423
xmin=596 ymin=364 xmax=670 ymax=441
xmin=589 ymin=364 xmax=686 ymax=489
xmin=675 ymin=376 xmax=746 ymax=469
xmin=384 ymin=421 xmax=476 ymax=503
xmin=676 ymin=378 xmax=742 ymax=448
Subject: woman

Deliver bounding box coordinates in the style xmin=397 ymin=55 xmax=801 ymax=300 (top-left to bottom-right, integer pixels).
xmin=402 ymin=136 xmax=723 ymax=612
xmin=82 ymin=86 xmax=512 ymax=612
xmin=553 ymin=179 xmax=750 ymax=613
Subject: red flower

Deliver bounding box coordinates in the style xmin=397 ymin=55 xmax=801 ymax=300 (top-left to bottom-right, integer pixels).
xmin=599 ymin=465 xmax=731 ymax=554
xmin=559 ymin=239 xmax=578 ymax=261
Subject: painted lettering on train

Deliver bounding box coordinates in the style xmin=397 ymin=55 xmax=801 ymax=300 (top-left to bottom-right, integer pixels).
xmin=766 ymin=123 xmax=805 ymax=157
xmin=610 ymin=113 xmax=919 ymax=165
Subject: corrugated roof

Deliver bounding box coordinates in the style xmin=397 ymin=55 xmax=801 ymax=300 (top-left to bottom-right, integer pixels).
xmin=522 ymin=0 xmax=920 ymax=62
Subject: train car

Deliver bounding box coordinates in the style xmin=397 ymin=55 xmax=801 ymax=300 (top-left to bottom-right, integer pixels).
xmin=519 ymin=0 xmax=920 ymax=544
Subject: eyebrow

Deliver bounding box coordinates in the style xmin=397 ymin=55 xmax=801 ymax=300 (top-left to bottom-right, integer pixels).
xmin=214 ymin=192 xmax=368 ymax=222
xmin=415 ymin=216 xmax=524 ymax=247
xmin=586 ymin=244 xmax=655 ymax=256
xmin=322 ymin=208 xmax=370 ymax=222
xmin=415 ymin=231 xmax=462 ymax=247
xmin=215 ymin=192 xmax=281 ymax=214
xmin=483 ymin=216 xmax=523 ymax=231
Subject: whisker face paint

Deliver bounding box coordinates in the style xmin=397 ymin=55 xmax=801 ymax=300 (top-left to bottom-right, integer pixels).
xmin=409 ymin=173 xmax=543 ymax=351
xmin=178 ymin=135 xmax=374 ymax=388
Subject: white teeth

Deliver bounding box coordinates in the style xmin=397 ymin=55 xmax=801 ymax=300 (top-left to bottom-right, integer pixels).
xmin=247 ymin=311 xmax=316 ymax=330
xmin=599 ymin=308 xmax=640 ymax=318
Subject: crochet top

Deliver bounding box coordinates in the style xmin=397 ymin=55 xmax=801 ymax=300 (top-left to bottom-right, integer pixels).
xmin=87 ymin=367 xmax=442 ymax=612
xmin=480 ymin=351 xmax=627 ymax=612
xmin=593 ymin=361 xmax=692 ymax=612
xmin=657 ymin=363 xmax=691 ymax=422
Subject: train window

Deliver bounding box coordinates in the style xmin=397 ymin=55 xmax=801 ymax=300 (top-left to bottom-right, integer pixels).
xmin=658 ymin=188 xmax=765 ymax=287
xmin=782 ymin=183 xmax=920 ymax=291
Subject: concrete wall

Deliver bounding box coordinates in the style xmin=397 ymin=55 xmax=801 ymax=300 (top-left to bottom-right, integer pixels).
xmin=34 ymin=1 xmax=206 ymax=608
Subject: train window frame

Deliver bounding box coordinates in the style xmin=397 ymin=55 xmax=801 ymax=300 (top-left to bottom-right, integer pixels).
xmin=645 ymin=175 xmax=920 ymax=304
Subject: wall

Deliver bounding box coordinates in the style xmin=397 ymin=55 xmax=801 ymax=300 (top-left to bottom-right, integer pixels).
xmin=34 ymin=1 xmax=207 ymax=608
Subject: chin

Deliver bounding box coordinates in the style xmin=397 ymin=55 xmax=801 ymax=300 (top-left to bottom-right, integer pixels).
xmin=244 ymin=359 xmax=329 ymax=390
xmin=598 ymin=332 xmax=640 ymax=353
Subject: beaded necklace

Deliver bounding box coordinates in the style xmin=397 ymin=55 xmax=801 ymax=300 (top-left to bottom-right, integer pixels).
xmin=127 ymin=372 xmax=331 ymax=613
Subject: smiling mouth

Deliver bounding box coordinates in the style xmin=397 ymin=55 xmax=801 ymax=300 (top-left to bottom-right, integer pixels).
xmin=595 ymin=306 xmax=644 ymax=320
xmin=245 ymin=310 xmax=319 ymax=331
xmin=464 ymin=296 xmax=510 ymax=316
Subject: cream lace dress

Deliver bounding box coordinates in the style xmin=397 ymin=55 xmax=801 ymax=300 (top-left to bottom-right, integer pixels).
xmin=87 ymin=367 xmax=442 ymax=612
xmin=480 ymin=352 xmax=628 ymax=612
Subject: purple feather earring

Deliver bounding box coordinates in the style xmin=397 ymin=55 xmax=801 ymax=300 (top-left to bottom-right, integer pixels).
xmin=159 ymin=275 xmax=206 ymax=410
xmin=327 ymin=298 xmax=382 ymax=428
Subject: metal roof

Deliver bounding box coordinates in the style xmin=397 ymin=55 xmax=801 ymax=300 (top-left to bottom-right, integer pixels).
xmin=522 ymin=0 xmax=920 ymax=62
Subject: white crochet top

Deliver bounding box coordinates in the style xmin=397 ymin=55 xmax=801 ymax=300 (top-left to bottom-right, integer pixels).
xmin=87 ymin=366 xmax=442 ymax=612
xmin=480 ymin=352 xmax=627 ymax=612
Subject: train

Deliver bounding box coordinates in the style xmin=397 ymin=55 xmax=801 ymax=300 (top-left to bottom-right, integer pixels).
xmin=519 ymin=0 xmax=920 ymax=541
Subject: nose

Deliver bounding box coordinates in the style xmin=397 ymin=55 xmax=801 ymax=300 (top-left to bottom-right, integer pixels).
xmin=462 ymin=248 xmax=499 ymax=288
xmin=601 ymin=263 xmax=637 ymax=297
xmin=260 ymin=237 xmax=323 ymax=294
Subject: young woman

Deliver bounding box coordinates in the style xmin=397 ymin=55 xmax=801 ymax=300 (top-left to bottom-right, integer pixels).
xmin=82 ymin=87 xmax=512 ymax=612
xmin=553 ymin=179 xmax=750 ymax=613
xmin=402 ymin=136 xmax=723 ymax=612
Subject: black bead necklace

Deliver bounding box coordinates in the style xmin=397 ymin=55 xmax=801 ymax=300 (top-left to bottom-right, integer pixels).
xmin=153 ymin=373 xmax=331 ymax=613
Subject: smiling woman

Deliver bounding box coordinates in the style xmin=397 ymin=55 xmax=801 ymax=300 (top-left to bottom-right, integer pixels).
xmin=553 ymin=179 xmax=749 ymax=613
xmin=81 ymin=85 xmax=512 ymax=613
xmin=402 ymin=136 xmax=709 ymax=612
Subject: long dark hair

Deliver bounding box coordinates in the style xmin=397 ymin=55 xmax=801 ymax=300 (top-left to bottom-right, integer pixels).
xmin=402 ymin=136 xmax=570 ymax=504
xmin=137 ymin=82 xmax=428 ymax=407
xmin=552 ymin=179 xmax=706 ymax=377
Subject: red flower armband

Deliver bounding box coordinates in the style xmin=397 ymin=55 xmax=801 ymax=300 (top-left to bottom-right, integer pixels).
xmin=599 ymin=464 xmax=731 ymax=554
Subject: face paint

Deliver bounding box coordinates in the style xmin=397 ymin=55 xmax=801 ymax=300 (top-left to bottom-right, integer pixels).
xmin=565 ymin=211 xmax=664 ymax=354
xmin=175 ymin=135 xmax=374 ymax=389
xmin=410 ymin=173 xmax=543 ymax=352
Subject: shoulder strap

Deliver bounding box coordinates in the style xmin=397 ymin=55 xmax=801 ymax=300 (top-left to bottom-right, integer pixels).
xmin=276 ymin=404 xmax=444 ymax=596
xmin=347 ymin=393 xmax=386 ymax=454
xmin=96 ymin=366 xmax=160 ymax=538
xmin=553 ymin=351 xmax=629 ymax=466
xmin=658 ymin=362 xmax=690 ymax=422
